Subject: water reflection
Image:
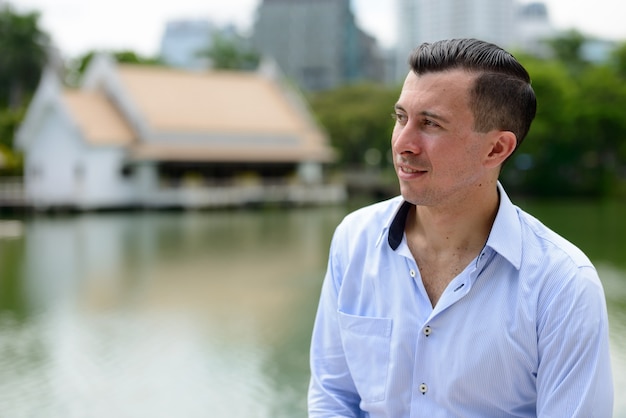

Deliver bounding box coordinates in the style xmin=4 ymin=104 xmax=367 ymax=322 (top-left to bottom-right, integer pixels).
xmin=600 ymin=262 xmax=626 ymax=416
xmin=0 ymin=208 xmax=344 ymax=417
xmin=0 ymin=202 xmax=624 ymax=417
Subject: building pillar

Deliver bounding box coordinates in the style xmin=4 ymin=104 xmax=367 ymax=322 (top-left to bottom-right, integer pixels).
xmin=297 ymin=162 xmax=323 ymax=184
xmin=135 ymin=161 xmax=158 ymax=204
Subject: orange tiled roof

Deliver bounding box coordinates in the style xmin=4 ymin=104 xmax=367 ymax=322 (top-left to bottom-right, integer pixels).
xmin=117 ymin=65 xmax=312 ymax=134
xmin=62 ymin=90 xmax=135 ymax=146
xmin=62 ymin=63 xmax=334 ymax=163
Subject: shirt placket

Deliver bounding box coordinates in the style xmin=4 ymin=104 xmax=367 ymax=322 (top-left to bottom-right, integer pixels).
xmin=409 ymin=250 xmax=491 ymax=416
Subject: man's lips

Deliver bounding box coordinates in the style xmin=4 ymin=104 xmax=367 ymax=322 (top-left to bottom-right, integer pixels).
xmin=399 ymin=166 xmax=424 ymax=174
xmin=397 ymin=165 xmax=428 ymax=181
xmin=397 ymin=161 xmax=428 ymax=174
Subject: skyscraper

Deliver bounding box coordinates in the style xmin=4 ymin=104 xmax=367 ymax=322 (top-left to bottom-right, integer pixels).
xmin=395 ymin=0 xmax=517 ymax=80
xmin=517 ymin=2 xmax=556 ymax=57
xmin=252 ymin=0 xmax=385 ymax=91
xmin=159 ymin=19 xmax=239 ymax=70
xmin=159 ymin=19 xmax=215 ymax=70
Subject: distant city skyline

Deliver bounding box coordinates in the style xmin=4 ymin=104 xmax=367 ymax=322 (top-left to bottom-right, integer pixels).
xmin=11 ymin=0 xmax=626 ymax=58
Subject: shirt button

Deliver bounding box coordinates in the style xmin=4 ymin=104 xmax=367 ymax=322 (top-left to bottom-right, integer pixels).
xmin=410 ymin=269 xmax=416 ymax=278
xmin=419 ymin=383 xmax=428 ymax=394
xmin=423 ymin=326 xmax=432 ymax=337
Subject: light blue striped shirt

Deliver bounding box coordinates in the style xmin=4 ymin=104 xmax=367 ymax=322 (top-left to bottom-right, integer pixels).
xmin=309 ymin=184 xmax=613 ymax=417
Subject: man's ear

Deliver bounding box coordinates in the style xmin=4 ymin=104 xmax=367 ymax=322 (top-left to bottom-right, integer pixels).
xmin=485 ymin=131 xmax=517 ymax=168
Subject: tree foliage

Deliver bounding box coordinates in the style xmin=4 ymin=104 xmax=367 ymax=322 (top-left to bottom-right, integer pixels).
xmin=0 ymin=106 xmax=24 ymax=173
xmin=308 ymin=83 xmax=400 ymax=168
xmin=0 ymin=4 xmax=49 ymax=109
xmin=66 ymin=50 xmax=161 ymax=86
xmin=609 ymin=42 xmax=626 ymax=78
xmin=501 ymin=43 xmax=626 ymax=197
xmin=0 ymin=4 xmax=49 ymax=172
xmin=199 ymin=33 xmax=260 ymax=70
xmin=542 ymin=29 xmax=589 ymax=74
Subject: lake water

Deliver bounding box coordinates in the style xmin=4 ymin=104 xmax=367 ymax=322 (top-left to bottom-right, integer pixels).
xmin=0 ymin=199 xmax=624 ymax=417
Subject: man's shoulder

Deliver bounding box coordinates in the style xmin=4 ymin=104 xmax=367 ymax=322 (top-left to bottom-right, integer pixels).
xmin=516 ymin=207 xmax=593 ymax=269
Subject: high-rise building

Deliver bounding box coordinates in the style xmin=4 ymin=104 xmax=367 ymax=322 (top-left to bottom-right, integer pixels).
xmin=159 ymin=19 xmax=239 ymax=70
xmin=395 ymin=0 xmax=517 ymax=80
xmin=159 ymin=19 xmax=214 ymax=70
xmin=517 ymin=2 xmax=556 ymax=57
xmin=252 ymin=0 xmax=385 ymax=91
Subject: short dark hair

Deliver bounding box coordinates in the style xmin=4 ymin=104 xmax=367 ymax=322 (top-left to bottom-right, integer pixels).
xmin=408 ymin=39 xmax=537 ymax=150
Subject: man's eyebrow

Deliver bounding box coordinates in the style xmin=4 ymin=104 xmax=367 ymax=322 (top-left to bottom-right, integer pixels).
xmin=421 ymin=110 xmax=450 ymax=124
xmin=394 ymin=104 xmax=450 ymax=124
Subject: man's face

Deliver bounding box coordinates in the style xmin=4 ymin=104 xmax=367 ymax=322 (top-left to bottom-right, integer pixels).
xmin=391 ymin=69 xmax=494 ymax=207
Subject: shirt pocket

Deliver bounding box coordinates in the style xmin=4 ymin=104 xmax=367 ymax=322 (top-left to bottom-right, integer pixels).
xmin=337 ymin=310 xmax=393 ymax=403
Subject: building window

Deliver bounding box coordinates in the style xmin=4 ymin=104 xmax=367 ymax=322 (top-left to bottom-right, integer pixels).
xmin=120 ymin=164 xmax=135 ymax=178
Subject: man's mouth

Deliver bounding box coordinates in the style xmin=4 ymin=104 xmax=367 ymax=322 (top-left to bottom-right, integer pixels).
xmin=400 ymin=166 xmax=422 ymax=174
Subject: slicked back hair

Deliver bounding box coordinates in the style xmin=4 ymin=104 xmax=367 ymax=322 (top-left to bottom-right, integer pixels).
xmin=408 ymin=39 xmax=537 ymax=151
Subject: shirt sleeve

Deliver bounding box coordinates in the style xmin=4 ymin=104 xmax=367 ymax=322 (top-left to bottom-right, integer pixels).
xmin=535 ymin=265 xmax=614 ymax=417
xmin=308 ymin=232 xmax=362 ymax=417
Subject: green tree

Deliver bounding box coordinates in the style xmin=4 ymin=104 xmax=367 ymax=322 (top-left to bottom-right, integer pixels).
xmin=609 ymin=41 xmax=626 ymax=79
xmin=543 ymin=29 xmax=590 ymax=74
xmin=503 ymin=55 xmax=578 ymax=195
xmin=0 ymin=4 xmax=49 ymax=172
xmin=0 ymin=4 xmax=49 ymax=110
xmin=66 ymin=49 xmax=161 ymax=86
xmin=308 ymin=83 xmax=400 ymax=169
xmin=199 ymin=33 xmax=260 ymax=70
xmin=0 ymin=106 xmax=24 ymax=149
xmin=569 ymin=65 xmax=626 ymax=196
xmin=504 ymin=48 xmax=626 ymax=198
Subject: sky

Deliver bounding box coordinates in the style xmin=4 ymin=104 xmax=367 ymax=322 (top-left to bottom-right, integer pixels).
xmin=10 ymin=0 xmax=626 ymax=59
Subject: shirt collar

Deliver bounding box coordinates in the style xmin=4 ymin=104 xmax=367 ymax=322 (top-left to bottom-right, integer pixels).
xmin=485 ymin=182 xmax=523 ymax=270
xmin=385 ymin=182 xmax=522 ymax=270
xmin=387 ymin=200 xmax=413 ymax=250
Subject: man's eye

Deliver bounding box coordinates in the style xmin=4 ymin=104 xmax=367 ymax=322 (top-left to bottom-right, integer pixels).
xmin=391 ymin=113 xmax=407 ymax=123
xmin=423 ymin=119 xmax=439 ymax=128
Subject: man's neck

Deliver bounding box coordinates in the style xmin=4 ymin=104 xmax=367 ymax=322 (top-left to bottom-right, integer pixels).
xmin=406 ymin=184 xmax=500 ymax=256
xmin=404 ymin=184 xmax=500 ymax=307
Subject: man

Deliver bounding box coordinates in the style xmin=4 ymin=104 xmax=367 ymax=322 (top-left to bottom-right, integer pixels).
xmin=308 ymin=39 xmax=613 ymax=417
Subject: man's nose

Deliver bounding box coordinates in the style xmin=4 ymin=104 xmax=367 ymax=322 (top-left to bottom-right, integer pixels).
xmin=392 ymin=123 xmax=422 ymax=155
